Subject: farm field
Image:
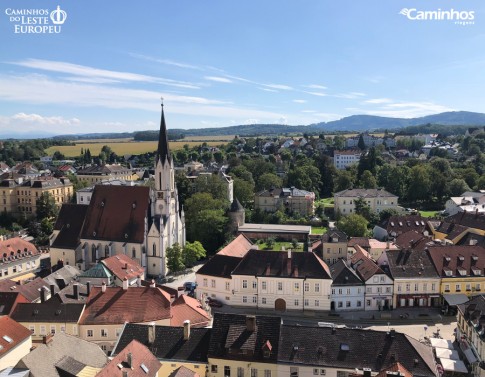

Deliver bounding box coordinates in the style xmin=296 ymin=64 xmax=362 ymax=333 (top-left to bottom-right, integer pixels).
xmin=45 ymin=140 xmax=229 ymax=157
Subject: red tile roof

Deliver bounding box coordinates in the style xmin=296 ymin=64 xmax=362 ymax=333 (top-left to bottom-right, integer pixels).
xmin=168 ymin=366 xmax=200 ymax=377
xmin=79 ymin=286 xmax=171 ymax=325
xmin=0 ymin=316 xmax=31 ymax=357
xmin=376 ymin=362 xmax=412 ymax=377
xmin=427 ymin=245 xmax=485 ymax=278
xmin=0 ymin=237 xmax=39 ymax=260
xmin=350 ymin=246 xmax=385 ymax=281
xmin=96 ymin=339 xmax=160 ymax=377
xmin=171 ymin=294 xmax=211 ymax=327
xmin=0 ymin=291 xmax=29 ymax=315
xmin=101 ymin=254 xmax=144 ymax=281
xmin=217 ymin=234 xmax=253 ymax=258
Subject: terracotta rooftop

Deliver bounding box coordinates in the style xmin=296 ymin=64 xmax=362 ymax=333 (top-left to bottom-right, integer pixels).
xmin=79 ymin=286 xmax=171 ymax=325
xmin=217 ymin=234 xmax=253 ymax=258
xmin=350 ymin=247 xmax=386 ymax=282
xmin=0 ymin=317 xmax=31 ymax=358
xmin=0 ymin=237 xmax=40 ymax=263
xmin=168 ymin=366 xmax=200 ymax=377
xmin=0 ymin=291 xmax=29 ymax=316
xmin=0 ymin=278 xmax=50 ymax=303
xmin=96 ymin=339 xmax=160 ymax=377
xmin=101 ymin=254 xmax=144 ymax=281
xmin=170 ymin=295 xmax=211 ymax=327
xmin=348 ymin=237 xmax=371 ymax=250
xmin=427 ymin=245 xmax=485 ymax=279
xmin=375 ymin=362 xmax=413 ymax=377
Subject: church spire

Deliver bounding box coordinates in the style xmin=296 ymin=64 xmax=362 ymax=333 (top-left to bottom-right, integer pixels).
xmin=156 ymin=98 xmax=171 ymax=164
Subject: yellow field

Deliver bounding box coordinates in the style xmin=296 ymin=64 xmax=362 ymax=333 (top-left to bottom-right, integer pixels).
xmin=45 ymin=140 xmax=228 ymax=157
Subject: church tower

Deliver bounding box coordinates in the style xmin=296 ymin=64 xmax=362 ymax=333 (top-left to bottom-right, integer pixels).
xmin=147 ymin=102 xmax=186 ymax=278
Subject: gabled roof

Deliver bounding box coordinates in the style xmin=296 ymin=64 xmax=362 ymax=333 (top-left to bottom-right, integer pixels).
xmin=0 ymin=291 xmax=29 ymax=316
xmin=0 ymin=237 xmax=40 ymax=262
xmin=382 ymin=215 xmax=430 ymax=236
xmin=11 ymin=301 xmax=85 ymax=323
xmin=348 ymin=237 xmax=370 ymax=250
xmin=170 ymin=295 xmax=211 ymax=327
xmin=81 ymin=185 xmax=150 ymax=244
xmin=444 ymin=212 xmax=485 ymax=232
xmin=0 ymin=278 xmax=50 ymax=302
xmin=0 ymin=317 xmax=31 ymax=358
xmin=16 ymin=332 xmax=108 ymax=377
xmin=209 ymin=313 xmax=281 ymax=363
xmin=197 ymin=254 xmax=242 ymax=279
xmin=217 ymin=234 xmax=253 ymax=257
xmin=113 ymin=323 xmax=211 ymax=363
xmin=256 ymin=187 xmax=314 ymax=198
xmin=79 ymin=286 xmax=171 ymax=325
xmin=232 ymin=250 xmax=331 ymax=279
xmin=168 ymin=366 xmax=199 ymax=377
xmin=53 ymin=283 xmax=89 ymax=303
xmin=427 ymin=245 xmax=485 ymax=278
xmin=350 ymin=248 xmax=386 ymax=282
xmin=96 ymin=340 xmax=160 ymax=377
xmin=330 ymin=259 xmax=364 ymax=286
xmin=43 ymin=265 xmax=81 ymax=290
xmin=375 ymin=362 xmax=413 ymax=377
xmin=383 ymin=249 xmax=439 ymax=280
xmin=322 ymin=229 xmax=348 ymax=243
xmin=52 ymin=204 xmax=89 ymax=249
xmin=277 ymin=325 xmax=437 ymax=377
xmin=335 ymin=188 xmax=398 ymax=198
xmin=101 ymin=254 xmax=144 ymax=281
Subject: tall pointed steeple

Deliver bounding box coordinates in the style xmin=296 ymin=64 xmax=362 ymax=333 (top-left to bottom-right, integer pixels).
xmin=156 ymin=99 xmax=171 ymax=164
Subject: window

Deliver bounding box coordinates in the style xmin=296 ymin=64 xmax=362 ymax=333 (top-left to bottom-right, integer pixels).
xmin=262 ymin=281 xmax=267 ymax=290
xmin=380 ymin=276 xmax=385 ymax=282
xmin=251 ymin=369 xmax=258 ymax=377
xmin=116 ymin=328 xmax=122 ymax=337
xmin=432 ymin=283 xmax=436 ymax=291
xmin=203 ymin=278 xmax=208 ymax=287
xmin=243 ymin=296 xmax=247 ymax=303
xmin=386 ymin=287 xmax=391 ymax=293
xmin=87 ymin=329 xmax=93 ymax=337
xmin=466 ymin=283 xmax=471 ymax=291
xmin=321 ymin=370 xmax=326 ymax=375
xmin=152 ymin=243 xmax=156 ymax=256
xmin=50 ymin=326 xmax=56 ymax=334
xmin=262 ymin=297 xmax=267 ymax=304
xmin=357 ymin=301 xmax=362 ymax=307
xmin=415 ymin=283 xmax=418 ymax=292
xmin=237 ymin=367 xmax=244 ymax=377
xmin=104 ymin=245 xmax=109 ymax=258
xmin=477 ymin=284 xmax=481 ymax=291
xmin=315 ymin=300 xmax=319 ymax=307
xmin=346 ymin=288 xmax=350 ymax=295
xmin=304 ymin=282 xmax=309 ymax=292
xmin=264 ymin=371 xmax=271 ymax=377
xmin=331 ymin=288 xmax=335 ymax=295
xmin=29 ymin=325 xmax=35 ymax=334
xmin=211 ymin=279 xmax=216 ymax=288
xmin=252 ymin=281 xmax=257 ymax=289
xmin=406 ymin=284 xmax=410 ymax=292
xmin=366 ymin=287 xmax=372 ymax=293
xmin=294 ymin=299 xmax=299 ymax=306
xmin=290 ymin=367 xmax=299 ymax=377
xmin=314 ymin=370 xmax=319 ymax=376
xmin=456 ymin=284 xmax=461 ymax=292
xmin=304 ymin=299 xmax=309 ymax=306
xmin=294 ymin=282 xmax=300 ymax=292
xmin=225 ymin=282 xmax=230 ymax=291
xmin=366 ymin=300 xmax=371 ymax=306
xmin=346 ymin=301 xmax=351 ymax=307
xmin=211 ymin=365 xmax=218 ymax=373
xmin=444 ymin=284 xmax=450 ymax=292
xmin=101 ymin=329 xmax=108 ymax=337
xmin=91 ymin=244 xmax=97 ymax=262
xmin=377 ymin=287 xmax=382 ymax=293
xmin=278 ymin=282 xmax=283 ymax=291
xmin=338 ymin=288 xmax=343 ymax=295
xmin=40 ymin=326 xmax=46 ymax=335
xmin=224 ymin=366 xmax=231 ymax=377
xmin=338 ymin=301 xmax=343 ymax=308
xmin=243 ymin=280 xmax=248 ymax=289
xmin=132 ymin=247 xmax=136 ymax=258
xmin=315 ymin=283 xmax=320 ymax=292
xmin=252 ymin=296 xmax=257 ymax=303
xmin=397 ymin=285 xmax=402 ymax=292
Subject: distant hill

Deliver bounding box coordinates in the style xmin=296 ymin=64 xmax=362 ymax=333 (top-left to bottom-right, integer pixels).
xmin=47 ymin=110 xmax=485 ymax=140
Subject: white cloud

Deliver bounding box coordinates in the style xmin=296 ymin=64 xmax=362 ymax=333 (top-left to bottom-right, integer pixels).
xmin=334 ymin=92 xmax=366 ymax=99
xmin=244 ymin=118 xmax=260 ymax=125
xmin=304 ymin=84 xmax=327 ymax=90
xmin=0 ymin=113 xmax=81 ymax=134
xmin=364 ymin=98 xmax=393 ymax=104
xmin=259 ymin=88 xmax=278 ymax=92
xmin=293 ymin=99 xmax=307 ymax=103
xmin=263 ymin=83 xmax=293 ymax=90
xmin=301 ymin=110 xmax=317 ymax=113
xmin=303 ymin=91 xmax=327 ymax=97
xmin=278 ymin=116 xmax=288 ymax=124
xmin=204 ymin=76 xmax=233 ymax=83
xmin=363 ymin=101 xmax=454 ymax=118
xmin=128 ymin=53 xmax=203 ymax=70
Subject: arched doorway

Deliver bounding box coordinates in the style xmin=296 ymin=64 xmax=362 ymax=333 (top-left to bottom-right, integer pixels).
xmin=275 ymin=298 xmax=286 ymax=311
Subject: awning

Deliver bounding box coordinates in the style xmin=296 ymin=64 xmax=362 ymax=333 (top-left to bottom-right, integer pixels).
xmin=431 ymin=338 xmax=455 ymax=349
xmin=435 ymin=347 xmax=460 ymax=360
xmin=463 ymin=348 xmax=478 ymax=364
xmin=10 ymin=273 xmax=36 ymax=282
xmin=439 ymin=358 xmax=468 ymax=373
xmin=443 ymin=293 xmax=470 ymax=306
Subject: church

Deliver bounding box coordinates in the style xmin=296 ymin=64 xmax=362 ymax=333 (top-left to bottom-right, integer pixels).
xmin=50 ymin=104 xmax=186 ymax=278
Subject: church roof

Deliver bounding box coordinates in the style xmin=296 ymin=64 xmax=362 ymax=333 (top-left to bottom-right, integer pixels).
xmin=156 ymin=104 xmax=171 ymax=165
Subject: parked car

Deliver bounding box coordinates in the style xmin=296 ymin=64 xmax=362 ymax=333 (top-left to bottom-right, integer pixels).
xmin=184 ymin=282 xmax=197 ymax=291
xmin=206 ymin=298 xmax=223 ymax=308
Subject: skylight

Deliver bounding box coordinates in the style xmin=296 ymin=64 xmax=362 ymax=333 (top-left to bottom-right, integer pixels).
xmin=140 ymin=364 xmax=149 ymax=374
xmin=2 ymin=335 xmax=13 ymax=343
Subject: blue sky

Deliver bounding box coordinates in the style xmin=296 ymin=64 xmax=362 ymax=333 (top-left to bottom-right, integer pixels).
xmin=0 ymin=0 xmax=484 ymax=136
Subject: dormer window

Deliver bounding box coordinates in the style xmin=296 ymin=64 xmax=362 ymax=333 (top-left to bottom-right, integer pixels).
xmin=459 ymin=256 xmax=465 ymax=261
xmin=473 ymin=255 xmax=479 ymax=261
xmin=445 ymin=256 xmax=451 ymax=262
xmin=458 ymin=268 xmax=467 ymax=277
xmin=444 ymin=269 xmax=453 ymax=277
xmin=473 ymin=268 xmax=482 ymax=276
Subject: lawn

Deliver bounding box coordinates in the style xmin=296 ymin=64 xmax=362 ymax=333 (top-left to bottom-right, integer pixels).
xmin=45 ymin=140 xmax=229 ymax=157
xmin=311 ymin=226 xmax=327 ymax=235
xmin=257 ymin=241 xmax=304 ymax=252
xmin=319 ymin=197 xmax=334 ymax=208
xmin=418 ymin=210 xmax=439 ymax=218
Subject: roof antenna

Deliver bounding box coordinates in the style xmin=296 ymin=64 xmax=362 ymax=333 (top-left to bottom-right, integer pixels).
xmin=161 ymin=96 xmax=164 ymax=108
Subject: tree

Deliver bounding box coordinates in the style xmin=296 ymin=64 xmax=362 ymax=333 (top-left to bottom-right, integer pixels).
xmin=256 ymin=173 xmax=282 ymax=191
xmin=337 ymin=214 xmax=368 ymax=237
xmin=357 ymin=134 xmax=366 ymax=150
xmin=233 ymin=178 xmax=255 ymax=208
xmin=194 ymin=174 xmax=228 ymax=201
xmin=448 ymin=179 xmax=471 ymax=197
xmin=334 ymin=170 xmax=354 ymax=192
xmin=166 ymin=243 xmax=185 ymax=273
xmin=407 ymin=165 xmax=431 ymax=202
xmin=286 ymin=164 xmax=321 ymax=194
xmin=36 ymin=192 xmax=58 ymax=220
xmin=182 ymin=241 xmax=206 ymax=267
xmin=360 ymin=170 xmax=377 ymax=189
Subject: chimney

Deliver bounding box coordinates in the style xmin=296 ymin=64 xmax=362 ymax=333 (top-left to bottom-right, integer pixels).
xmin=390 ymin=329 xmax=396 ymax=338
xmin=246 ymin=315 xmax=256 ymax=332
xmin=73 ymin=283 xmax=79 ymax=300
xmin=137 ymin=275 xmax=142 ymax=287
xmin=126 ymin=352 xmax=132 ymax=368
xmin=39 ymin=287 xmax=46 ymax=303
xmin=122 ymin=372 xmax=128 ymax=377
xmin=183 ymin=320 xmax=191 ymax=340
xmin=150 ymin=279 xmax=156 ymax=288
xmin=148 ymin=322 xmax=156 ymax=345
xmin=363 ymin=368 xmax=372 ymax=377
xmin=124 ymin=262 xmax=128 ymax=269
xmin=50 ymin=284 xmax=55 ymax=298
xmin=122 ymin=278 xmax=129 ymax=290
xmin=43 ymin=334 xmax=53 ymax=344
xmin=101 ymin=281 xmax=106 ymax=293
xmin=87 ymin=281 xmax=91 ymax=296
xmin=288 ymin=249 xmax=292 ymax=259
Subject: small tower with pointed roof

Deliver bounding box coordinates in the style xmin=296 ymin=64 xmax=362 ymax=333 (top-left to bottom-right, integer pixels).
xmin=228 ymin=197 xmax=245 ymax=234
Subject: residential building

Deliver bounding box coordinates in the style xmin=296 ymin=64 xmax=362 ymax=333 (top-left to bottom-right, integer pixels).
xmin=276 ymin=325 xmax=438 ymax=377
xmin=0 ymin=292 xmax=29 ymax=316
xmin=315 ymin=228 xmax=348 ymax=265
xmin=50 ymin=106 xmax=186 ymax=277
xmin=330 ymin=259 xmax=365 ymax=311
xmin=76 ymin=164 xmax=134 ymax=184
xmin=96 ymin=339 xmax=160 ymax=377
xmin=100 ymin=254 xmax=145 ymax=287
xmin=0 ymin=317 xmax=31 ymax=370
xmin=254 ymin=187 xmax=315 ymax=216
xmin=427 ymin=245 xmax=485 ymax=300
xmin=445 ymin=192 xmax=485 ymax=216
xmin=351 ymin=246 xmax=394 ymax=311
xmin=237 ymin=223 xmax=311 ymax=242
xmin=367 ymin=238 xmax=399 ymax=260
xmin=0 ymin=277 xmax=53 ymax=303
xmin=15 ymin=332 xmax=108 ymax=377
xmin=230 ymin=249 xmax=332 ymax=311
xmin=335 ymin=188 xmax=398 ymax=216
xmin=373 ymin=215 xmax=434 ymax=241
xmin=113 ymin=322 xmax=211 ymax=377
xmin=434 ymin=212 xmax=485 ymax=244
xmin=333 ymin=150 xmax=361 ymax=170
xmin=378 ymin=249 xmax=441 ymax=308
xmin=456 ymin=295 xmax=485 ymax=377
xmin=0 ymin=238 xmax=43 ymax=281
xmin=10 ymin=300 xmax=85 ymax=341
xmin=208 ymin=313 xmax=280 ymax=377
